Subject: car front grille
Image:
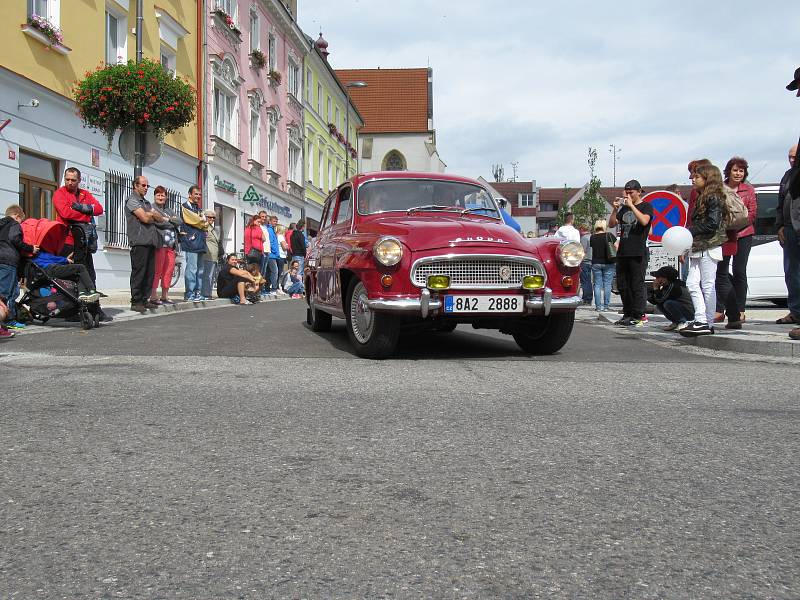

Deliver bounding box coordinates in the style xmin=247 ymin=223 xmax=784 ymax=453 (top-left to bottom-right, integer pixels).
xmin=411 ymin=255 xmax=546 ymax=289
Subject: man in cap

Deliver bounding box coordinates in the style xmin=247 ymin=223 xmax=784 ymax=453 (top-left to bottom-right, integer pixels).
xmin=647 ymin=266 xmax=694 ymax=332
xmin=781 ymin=67 xmax=800 ymax=340
xmin=608 ymin=179 xmax=653 ymax=327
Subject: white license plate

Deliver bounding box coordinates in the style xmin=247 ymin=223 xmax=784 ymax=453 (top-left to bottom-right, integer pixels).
xmin=444 ymin=295 xmax=524 ymax=313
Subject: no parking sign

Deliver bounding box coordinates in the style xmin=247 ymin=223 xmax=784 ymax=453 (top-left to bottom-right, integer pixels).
xmin=642 ymin=191 xmax=687 ymax=243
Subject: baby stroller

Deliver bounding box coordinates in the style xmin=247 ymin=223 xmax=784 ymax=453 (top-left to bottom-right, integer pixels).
xmin=17 ymin=218 xmax=101 ymax=330
xmin=19 ymin=262 xmax=100 ymax=330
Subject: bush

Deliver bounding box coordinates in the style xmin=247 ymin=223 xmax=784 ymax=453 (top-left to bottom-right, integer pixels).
xmin=73 ymin=58 xmax=196 ymax=144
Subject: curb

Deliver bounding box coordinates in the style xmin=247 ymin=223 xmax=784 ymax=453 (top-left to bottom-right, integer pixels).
xmin=595 ymin=311 xmax=800 ymax=358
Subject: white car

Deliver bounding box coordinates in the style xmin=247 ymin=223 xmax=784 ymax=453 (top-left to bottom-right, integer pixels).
xmin=746 ymin=185 xmax=786 ymax=305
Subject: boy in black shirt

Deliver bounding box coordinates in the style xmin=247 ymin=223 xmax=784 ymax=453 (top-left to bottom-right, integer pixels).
xmin=608 ymin=180 xmax=653 ymax=326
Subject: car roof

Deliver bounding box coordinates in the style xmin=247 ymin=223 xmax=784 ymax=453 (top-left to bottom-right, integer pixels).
xmin=352 ymin=171 xmax=485 ymax=187
xmin=754 ymin=185 xmax=779 ymax=193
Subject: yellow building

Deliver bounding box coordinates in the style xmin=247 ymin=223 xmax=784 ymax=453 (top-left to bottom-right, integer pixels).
xmin=0 ymin=0 xmax=201 ymax=289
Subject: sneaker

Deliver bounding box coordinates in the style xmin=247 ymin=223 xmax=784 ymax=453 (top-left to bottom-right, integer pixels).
xmin=632 ymin=318 xmax=647 ymax=328
xmin=78 ymin=291 xmax=101 ymax=303
xmin=144 ymin=300 xmax=160 ymax=310
xmin=676 ymin=321 xmax=690 ymax=331
xmin=679 ymin=321 xmax=714 ymax=336
xmin=5 ymin=320 xmax=26 ymax=330
xmin=662 ymin=323 xmax=679 ymax=331
xmin=291 ymin=293 xmax=303 ymax=299
xmin=725 ymin=320 xmax=743 ymax=330
xmin=614 ymin=317 xmax=634 ymax=326
xmin=0 ymin=327 xmax=14 ymax=339
xmin=230 ymin=297 xmax=241 ymax=305
xmin=130 ymin=303 xmax=147 ymax=313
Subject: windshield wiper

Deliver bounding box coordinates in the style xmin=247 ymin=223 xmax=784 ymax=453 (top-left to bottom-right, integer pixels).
xmin=406 ymin=205 xmax=457 ymax=214
xmin=460 ymin=207 xmax=499 ymax=216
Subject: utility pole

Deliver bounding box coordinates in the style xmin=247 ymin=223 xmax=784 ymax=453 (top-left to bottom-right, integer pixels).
xmin=608 ymin=144 xmax=621 ymax=187
xmin=134 ymin=0 xmax=144 ymax=178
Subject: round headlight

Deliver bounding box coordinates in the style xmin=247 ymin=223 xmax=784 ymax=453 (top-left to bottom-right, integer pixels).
xmin=374 ymin=237 xmax=403 ymax=266
xmin=558 ymin=241 xmax=585 ymax=267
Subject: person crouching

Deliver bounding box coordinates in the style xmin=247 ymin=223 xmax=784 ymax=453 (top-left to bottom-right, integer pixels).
xmin=647 ymin=266 xmax=694 ymax=332
xmin=216 ymin=254 xmax=258 ymax=305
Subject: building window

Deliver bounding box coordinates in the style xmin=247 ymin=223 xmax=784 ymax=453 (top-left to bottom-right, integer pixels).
xmin=316 ymin=83 xmax=322 ymax=115
xmin=249 ymin=10 xmax=259 ymax=52
xmin=267 ymin=34 xmax=276 ymax=71
xmin=317 ymin=149 xmax=323 ymax=186
xmin=250 ymin=110 xmax=260 ymax=163
xmin=215 ymin=0 xmax=235 ymax=18
xmin=105 ymin=10 xmax=126 ymax=65
xmin=289 ymin=142 xmax=301 ymax=184
xmin=539 ymin=202 xmax=558 ymax=212
xmin=306 ymin=69 xmax=312 ymax=102
xmin=268 ymin=115 xmax=278 ymax=173
xmin=327 ymin=154 xmax=333 ymax=191
xmin=160 ymin=45 xmax=176 ymax=74
xmin=335 ymin=165 xmax=340 ymax=187
xmin=307 ymin=141 xmax=314 ymax=183
xmin=287 ymin=59 xmax=300 ymax=98
xmin=383 ymin=150 xmax=407 ymax=171
xmin=326 ymin=96 xmax=331 ymax=121
xmin=335 ymin=106 xmax=340 ymax=131
xmin=519 ymin=193 xmax=535 ymax=208
xmin=213 ymin=86 xmax=236 ymax=143
xmin=29 ymin=0 xmax=59 ymax=26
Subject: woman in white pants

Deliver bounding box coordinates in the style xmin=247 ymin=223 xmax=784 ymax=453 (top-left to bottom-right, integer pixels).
xmin=680 ymin=164 xmax=728 ymax=337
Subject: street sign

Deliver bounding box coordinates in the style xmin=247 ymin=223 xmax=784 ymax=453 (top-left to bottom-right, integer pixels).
xmin=242 ymin=185 xmax=260 ymax=203
xmin=642 ymin=190 xmax=687 ymax=243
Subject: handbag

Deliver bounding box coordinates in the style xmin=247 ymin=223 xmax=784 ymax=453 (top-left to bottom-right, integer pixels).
xmin=606 ymin=232 xmax=617 ymax=259
xmin=245 ymin=248 xmax=262 ymax=262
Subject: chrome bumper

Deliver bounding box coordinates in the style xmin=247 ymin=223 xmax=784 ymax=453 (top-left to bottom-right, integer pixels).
xmin=362 ymin=288 xmax=581 ymax=318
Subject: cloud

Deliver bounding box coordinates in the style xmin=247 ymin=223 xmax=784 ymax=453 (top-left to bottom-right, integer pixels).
xmin=300 ymin=1 xmax=800 ymax=187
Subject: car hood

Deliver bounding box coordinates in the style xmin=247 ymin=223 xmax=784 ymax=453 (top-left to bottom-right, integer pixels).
xmin=358 ymin=215 xmax=537 ymax=254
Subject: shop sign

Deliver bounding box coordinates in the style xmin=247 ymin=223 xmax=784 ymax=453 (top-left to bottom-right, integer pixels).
xmin=214 ymin=175 xmax=237 ymax=194
xmin=85 ymin=174 xmax=104 ymax=199
xmin=255 ymin=196 xmax=293 ymax=219
xmin=242 ymin=185 xmax=260 ymax=203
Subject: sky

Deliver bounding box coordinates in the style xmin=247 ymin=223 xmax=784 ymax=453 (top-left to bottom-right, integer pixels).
xmin=297 ymin=0 xmax=799 ymax=189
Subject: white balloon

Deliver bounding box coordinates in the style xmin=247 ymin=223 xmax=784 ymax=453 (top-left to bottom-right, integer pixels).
xmin=661 ymin=226 xmax=693 ymax=256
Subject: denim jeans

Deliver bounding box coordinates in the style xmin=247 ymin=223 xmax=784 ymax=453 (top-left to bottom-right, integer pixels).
xmin=660 ymin=299 xmax=694 ymax=324
xmin=579 ymin=261 xmax=593 ymax=302
xmin=687 ymin=251 xmax=720 ymax=325
xmin=0 ymin=263 xmax=19 ymax=321
xmin=267 ymin=258 xmax=279 ymax=293
xmin=591 ymin=263 xmax=615 ymax=310
xmin=183 ymin=251 xmax=204 ymax=298
xmin=784 ymin=226 xmax=800 ymax=318
xmin=201 ymin=260 xmax=218 ymax=298
xmin=286 ymin=280 xmax=304 ymax=295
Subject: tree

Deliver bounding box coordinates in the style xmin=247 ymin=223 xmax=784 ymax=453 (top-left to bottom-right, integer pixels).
xmin=569 ymin=147 xmax=608 ymax=230
xmin=492 ymin=164 xmax=504 ymax=182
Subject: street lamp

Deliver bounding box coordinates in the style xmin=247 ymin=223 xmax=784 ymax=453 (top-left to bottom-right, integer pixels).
xmin=344 ymin=81 xmax=366 ymax=180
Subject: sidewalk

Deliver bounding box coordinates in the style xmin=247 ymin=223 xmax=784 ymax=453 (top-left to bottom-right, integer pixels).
xmin=583 ymin=303 xmax=800 ymax=359
xmin=5 ymin=289 xmax=300 ymax=336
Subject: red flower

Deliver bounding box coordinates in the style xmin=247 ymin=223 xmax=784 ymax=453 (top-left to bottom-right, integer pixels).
xmin=139 ymin=85 xmax=145 ymax=90
xmin=143 ymin=112 xmax=150 ymax=119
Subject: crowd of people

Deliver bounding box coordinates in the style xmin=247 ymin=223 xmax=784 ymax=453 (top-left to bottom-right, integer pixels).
xmin=566 ymin=144 xmax=800 ymax=341
xmin=0 ymin=168 xmax=310 ymax=339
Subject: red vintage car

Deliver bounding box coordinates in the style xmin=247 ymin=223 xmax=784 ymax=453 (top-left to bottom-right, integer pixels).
xmin=305 ymin=172 xmax=584 ymax=358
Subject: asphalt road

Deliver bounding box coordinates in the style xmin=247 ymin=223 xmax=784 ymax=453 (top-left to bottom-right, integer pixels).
xmin=2 ymin=301 xmax=799 ymax=599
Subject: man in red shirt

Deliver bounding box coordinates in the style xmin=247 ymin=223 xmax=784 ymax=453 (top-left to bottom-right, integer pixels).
xmin=53 ymin=167 xmax=110 ymax=320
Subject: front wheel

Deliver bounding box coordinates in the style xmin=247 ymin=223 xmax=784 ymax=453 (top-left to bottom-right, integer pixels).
xmin=306 ymin=299 xmax=332 ymax=332
xmin=345 ymin=279 xmax=399 ymax=359
xmin=512 ymin=312 xmax=575 ymax=355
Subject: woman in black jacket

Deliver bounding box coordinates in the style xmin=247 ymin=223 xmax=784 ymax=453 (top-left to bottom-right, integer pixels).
xmin=681 ymin=164 xmax=727 ymax=336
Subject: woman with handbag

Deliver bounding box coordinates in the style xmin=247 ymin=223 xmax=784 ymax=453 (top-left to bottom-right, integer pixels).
xmin=589 ymin=219 xmax=617 ymax=312
xmin=150 ymin=185 xmax=181 ymax=305
xmin=681 ymin=164 xmax=728 ymax=337
xmin=243 ymin=214 xmax=264 ymax=269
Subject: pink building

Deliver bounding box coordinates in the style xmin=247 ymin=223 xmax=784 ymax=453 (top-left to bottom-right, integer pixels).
xmin=205 ymin=0 xmax=306 ymax=254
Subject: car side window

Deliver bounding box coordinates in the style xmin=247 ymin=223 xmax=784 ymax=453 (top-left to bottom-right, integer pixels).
xmin=319 ymin=192 xmax=335 ymax=232
xmin=333 ymin=187 xmax=352 ymax=225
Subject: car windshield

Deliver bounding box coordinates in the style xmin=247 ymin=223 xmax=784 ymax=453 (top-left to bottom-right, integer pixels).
xmin=356 ymin=179 xmax=500 ymax=218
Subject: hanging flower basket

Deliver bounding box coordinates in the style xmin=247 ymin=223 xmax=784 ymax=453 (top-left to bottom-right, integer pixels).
xmin=328 ymin=122 xmax=338 ymax=135
xmin=268 ymin=69 xmax=282 ymax=84
xmin=250 ymin=49 xmax=266 ymax=69
xmin=27 ymin=14 xmax=63 ymax=46
xmin=73 ymin=58 xmax=196 ymax=147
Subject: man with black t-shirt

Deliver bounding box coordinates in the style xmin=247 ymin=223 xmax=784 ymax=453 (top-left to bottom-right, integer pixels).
xmin=608 ymin=179 xmax=653 ymax=326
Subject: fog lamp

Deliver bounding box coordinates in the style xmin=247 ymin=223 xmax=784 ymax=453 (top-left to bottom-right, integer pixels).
xmin=381 ymin=275 xmax=393 ymax=288
xmin=561 ymin=275 xmax=574 ymax=288
xmin=522 ymin=275 xmax=545 ymax=290
xmin=427 ymin=275 xmax=450 ymax=290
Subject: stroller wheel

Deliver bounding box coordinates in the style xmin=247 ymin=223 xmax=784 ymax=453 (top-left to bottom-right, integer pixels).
xmin=80 ymin=309 xmax=93 ymax=330
xmin=93 ymin=313 xmax=100 ymax=328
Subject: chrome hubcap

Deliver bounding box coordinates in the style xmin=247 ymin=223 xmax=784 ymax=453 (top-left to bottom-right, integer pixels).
xmin=350 ymin=282 xmax=374 ymax=343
